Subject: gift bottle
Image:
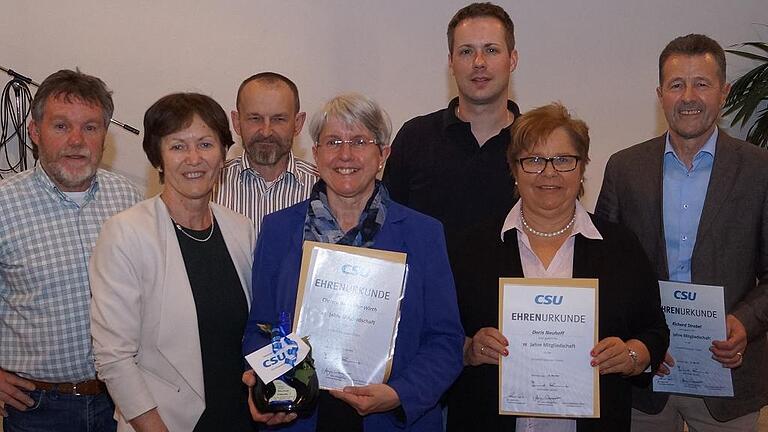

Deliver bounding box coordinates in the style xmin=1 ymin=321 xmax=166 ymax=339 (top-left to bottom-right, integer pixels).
xmin=252 ymin=312 xmax=319 ymax=414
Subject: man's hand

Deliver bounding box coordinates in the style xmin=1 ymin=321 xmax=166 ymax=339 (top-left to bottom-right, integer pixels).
xmin=242 ymin=370 xmax=297 ymax=425
xmin=711 ymin=314 xmax=747 ymax=368
xmin=0 ymin=369 xmax=35 ymax=417
xmin=655 ymin=351 xmax=675 ymax=376
xmin=329 ymin=384 xmax=400 ymax=416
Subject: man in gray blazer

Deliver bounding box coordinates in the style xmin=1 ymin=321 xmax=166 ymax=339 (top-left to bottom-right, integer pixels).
xmin=596 ymin=34 xmax=768 ymax=431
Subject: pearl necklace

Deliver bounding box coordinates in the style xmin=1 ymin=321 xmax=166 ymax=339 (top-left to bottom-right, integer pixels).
xmin=172 ymin=208 xmax=215 ymax=243
xmin=520 ymin=208 xmax=576 ymax=238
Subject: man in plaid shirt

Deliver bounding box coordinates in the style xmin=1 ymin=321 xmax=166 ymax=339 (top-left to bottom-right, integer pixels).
xmin=0 ymin=69 xmax=141 ymax=432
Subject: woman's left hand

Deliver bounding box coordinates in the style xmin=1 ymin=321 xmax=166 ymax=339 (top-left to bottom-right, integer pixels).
xmin=242 ymin=371 xmax=298 ymax=425
xmin=329 ymin=384 xmax=401 ymax=416
xmin=591 ymin=337 xmax=649 ymax=376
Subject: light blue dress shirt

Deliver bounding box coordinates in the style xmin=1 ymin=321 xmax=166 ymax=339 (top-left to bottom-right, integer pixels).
xmin=663 ymin=129 xmax=717 ymax=282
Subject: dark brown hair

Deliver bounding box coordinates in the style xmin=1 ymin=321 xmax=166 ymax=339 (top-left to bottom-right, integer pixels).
xmin=447 ymin=2 xmax=515 ymax=53
xmin=142 ymin=93 xmax=233 ymax=182
xmin=659 ymin=34 xmax=726 ymax=85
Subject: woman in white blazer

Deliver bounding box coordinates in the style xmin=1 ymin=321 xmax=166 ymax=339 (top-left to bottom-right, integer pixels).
xmin=90 ymin=93 xmax=255 ymax=432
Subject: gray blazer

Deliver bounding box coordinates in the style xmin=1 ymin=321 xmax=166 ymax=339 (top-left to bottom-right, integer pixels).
xmin=595 ymin=131 xmax=768 ymax=421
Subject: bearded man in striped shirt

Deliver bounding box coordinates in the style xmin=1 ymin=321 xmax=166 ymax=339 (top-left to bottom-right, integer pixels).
xmin=213 ymin=72 xmax=318 ymax=237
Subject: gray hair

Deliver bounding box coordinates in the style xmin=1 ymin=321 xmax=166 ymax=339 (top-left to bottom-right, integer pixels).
xmin=309 ymin=93 xmax=391 ymax=148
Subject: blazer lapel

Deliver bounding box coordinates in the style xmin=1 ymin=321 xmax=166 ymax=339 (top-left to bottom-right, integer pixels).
xmin=372 ymin=205 xmax=408 ymax=253
xmin=501 ymin=230 xmax=524 ymax=277
xmin=696 ymin=132 xmax=740 ymax=242
xmin=213 ymin=205 xmax=252 ymax=307
xmin=289 ymin=205 xmax=307 ymax=253
xmin=573 ymin=234 xmax=597 ymax=278
xmin=154 ymin=198 xmax=205 ymax=401
xmin=645 ymin=136 xmax=670 ymax=279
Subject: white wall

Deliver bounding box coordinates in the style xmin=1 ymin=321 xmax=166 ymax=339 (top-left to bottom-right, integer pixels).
xmin=2 ymin=0 xmax=766 ymax=209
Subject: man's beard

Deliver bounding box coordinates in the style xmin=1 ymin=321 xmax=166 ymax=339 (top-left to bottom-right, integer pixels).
xmin=39 ymin=146 xmax=98 ymax=191
xmin=245 ymin=134 xmax=290 ymax=166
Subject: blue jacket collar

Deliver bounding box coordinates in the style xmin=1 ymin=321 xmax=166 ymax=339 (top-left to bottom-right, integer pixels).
xmin=286 ymin=199 xmax=410 ymax=254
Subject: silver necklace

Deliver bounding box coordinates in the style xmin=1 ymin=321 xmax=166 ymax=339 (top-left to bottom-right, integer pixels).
xmin=520 ymin=207 xmax=576 ymax=238
xmin=172 ymin=208 xmax=215 ymax=243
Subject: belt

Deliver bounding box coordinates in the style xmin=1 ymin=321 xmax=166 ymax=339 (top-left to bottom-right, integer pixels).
xmin=27 ymin=378 xmax=107 ymax=396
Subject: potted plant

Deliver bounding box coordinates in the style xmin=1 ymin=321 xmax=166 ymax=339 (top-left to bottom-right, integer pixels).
xmin=724 ymin=38 xmax=768 ymax=148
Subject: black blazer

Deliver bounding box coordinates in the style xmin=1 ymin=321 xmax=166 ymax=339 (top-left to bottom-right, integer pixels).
xmin=446 ymin=213 xmax=669 ymax=432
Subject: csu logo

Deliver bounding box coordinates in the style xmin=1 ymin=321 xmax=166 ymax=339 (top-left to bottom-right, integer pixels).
xmin=534 ymin=295 xmax=563 ymax=305
xmin=263 ymin=352 xmax=288 ymax=368
xmin=673 ymin=290 xmax=697 ymax=301
xmin=341 ymin=264 xmax=370 ymax=277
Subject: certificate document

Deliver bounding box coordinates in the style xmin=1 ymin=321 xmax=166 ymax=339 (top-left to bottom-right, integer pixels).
xmin=499 ymin=278 xmax=599 ymax=418
xmin=294 ymin=241 xmax=407 ymax=390
xmin=653 ymin=281 xmax=733 ymax=397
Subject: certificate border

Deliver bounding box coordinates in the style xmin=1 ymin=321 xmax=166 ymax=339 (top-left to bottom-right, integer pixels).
xmin=294 ymin=240 xmax=407 ymax=388
xmin=653 ymin=280 xmax=732 ymax=397
xmin=497 ymin=277 xmax=600 ymax=418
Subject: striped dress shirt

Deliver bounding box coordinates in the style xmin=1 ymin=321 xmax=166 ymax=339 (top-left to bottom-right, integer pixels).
xmin=0 ymin=167 xmax=141 ymax=382
xmin=212 ymin=151 xmax=319 ymax=239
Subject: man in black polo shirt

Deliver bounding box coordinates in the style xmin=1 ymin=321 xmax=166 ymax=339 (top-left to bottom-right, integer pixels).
xmin=383 ymin=2 xmax=520 ymax=259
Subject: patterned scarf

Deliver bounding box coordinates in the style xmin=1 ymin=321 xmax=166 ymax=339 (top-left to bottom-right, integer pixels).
xmin=303 ymin=180 xmax=388 ymax=247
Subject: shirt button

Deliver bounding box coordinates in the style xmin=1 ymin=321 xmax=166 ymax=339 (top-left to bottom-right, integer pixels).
xmin=681 ymin=235 xmax=688 ymax=241
xmin=682 ymin=204 xmax=689 ymax=209
xmin=680 ymin=265 xmax=685 ymax=270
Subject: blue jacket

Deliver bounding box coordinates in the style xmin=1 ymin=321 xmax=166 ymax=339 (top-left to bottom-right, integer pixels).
xmin=243 ymin=199 xmax=465 ymax=431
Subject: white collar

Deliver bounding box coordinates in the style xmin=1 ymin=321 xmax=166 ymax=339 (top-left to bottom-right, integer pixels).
xmin=501 ymin=199 xmax=602 ymax=242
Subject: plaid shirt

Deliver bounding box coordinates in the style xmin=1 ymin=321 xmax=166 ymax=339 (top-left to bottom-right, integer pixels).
xmin=211 ymin=151 xmax=318 ymax=239
xmin=0 ymin=166 xmax=141 ymax=382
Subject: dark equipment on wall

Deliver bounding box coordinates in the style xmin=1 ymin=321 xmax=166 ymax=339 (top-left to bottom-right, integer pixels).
xmin=0 ymin=65 xmax=140 ymax=179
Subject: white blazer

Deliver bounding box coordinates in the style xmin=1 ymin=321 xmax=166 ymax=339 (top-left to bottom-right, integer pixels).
xmin=89 ymin=196 xmax=254 ymax=432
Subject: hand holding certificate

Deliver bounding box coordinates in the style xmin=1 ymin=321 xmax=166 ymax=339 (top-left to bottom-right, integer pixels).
xmin=499 ymin=278 xmax=599 ymax=418
xmin=293 ymin=241 xmax=408 ymax=390
xmin=653 ymin=281 xmax=733 ymax=397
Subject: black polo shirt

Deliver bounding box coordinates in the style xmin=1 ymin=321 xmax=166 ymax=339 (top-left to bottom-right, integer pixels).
xmin=383 ymin=97 xmax=520 ymax=262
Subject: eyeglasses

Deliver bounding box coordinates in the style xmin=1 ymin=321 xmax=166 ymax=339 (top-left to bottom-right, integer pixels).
xmin=317 ymin=138 xmax=378 ymax=150
xmin=517 ymin=155 xmax=580 ymax=173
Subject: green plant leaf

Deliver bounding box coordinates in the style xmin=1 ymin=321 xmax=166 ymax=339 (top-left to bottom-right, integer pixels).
xmin=728 ymin=63 xmax=768 ymax=95
xmin=740 ymin=87 xmax=768 ymax=126
xmin=725 ymin=63 xmax=768 ymax=128
xmin=735 ymin=41 xmax=768 ymax=54
xmin=747 ymin=106 xmax=768 ymax=148
xmin=724 ymin=36 xmax=768 ymax=147
xmin=725 ymin=49 xmax=768 ymax=62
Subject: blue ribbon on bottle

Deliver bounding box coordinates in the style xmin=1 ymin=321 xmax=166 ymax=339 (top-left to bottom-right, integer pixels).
xmin=271 ymin=311 xmax=299 ymax=367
